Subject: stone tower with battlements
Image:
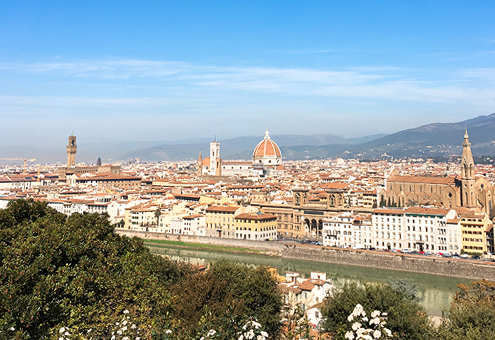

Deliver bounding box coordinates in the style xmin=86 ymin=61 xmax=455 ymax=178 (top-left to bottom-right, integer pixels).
xmin=67 ymin=135 xmax=77 ymax=167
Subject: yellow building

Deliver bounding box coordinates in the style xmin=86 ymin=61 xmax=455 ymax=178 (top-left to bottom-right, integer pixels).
xmin=205 ymin=205 xmax=240 ymax=238
xmin=460 ymin=212 xmax=492 ymax=254
xmin=124 ymin=204 xmax=159 ymax=231
xmin=234 ymin=212 xmax=278 ymax=240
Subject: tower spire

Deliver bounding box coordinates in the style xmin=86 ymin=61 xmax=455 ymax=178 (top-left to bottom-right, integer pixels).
xmin=461 ymin=129 xmax=476 ymax=208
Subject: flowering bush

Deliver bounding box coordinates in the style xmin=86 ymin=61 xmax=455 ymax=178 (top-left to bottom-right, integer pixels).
xmin=159 ymin=318 xmax=269 ymax=340
xmin=344 ymin=304 xmax=392 ymax=340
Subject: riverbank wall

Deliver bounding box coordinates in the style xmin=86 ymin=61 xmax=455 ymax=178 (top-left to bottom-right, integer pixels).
xmin=116 ymin=230 xmax=495 ymax=281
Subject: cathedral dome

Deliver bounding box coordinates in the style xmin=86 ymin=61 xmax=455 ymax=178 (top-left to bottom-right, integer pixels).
xmin=253 ymin=130 xmax=282 ymax=158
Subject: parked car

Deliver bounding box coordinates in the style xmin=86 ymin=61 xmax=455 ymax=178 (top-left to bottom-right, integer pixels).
xmin=443 ymin=252 xmax=452 ymax=257
xmin=460 ymin=254 xmax=469 ymax=259
xmin=436 ymin=252 xmax=443 ymax=257
xmin=472 ymin=255 xmax=481 ymax=259
xmin=425 ymin=251 xmax=432 ymax=256
xmin=402 ymin=249 xmax=411 ymax=253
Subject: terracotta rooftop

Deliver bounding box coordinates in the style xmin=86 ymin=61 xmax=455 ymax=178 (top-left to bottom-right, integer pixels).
xmin=387 ymin=175 xmax=456 ymax=185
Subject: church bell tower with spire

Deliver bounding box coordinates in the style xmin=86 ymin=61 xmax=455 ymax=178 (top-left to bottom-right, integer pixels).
xmin=461 ymin=129 xmax=476 ymax=209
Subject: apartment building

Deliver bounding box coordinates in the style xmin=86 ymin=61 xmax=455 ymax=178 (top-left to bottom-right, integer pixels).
xmin=372 ymin=208 xmax=406 ymax=250
xmin=460 ymin=212 xmax=492 ymax=254
xmin=205 ymin=205 xmax=240 ymax=238
xmin=234 ymin=212 xmax=277 ymax=240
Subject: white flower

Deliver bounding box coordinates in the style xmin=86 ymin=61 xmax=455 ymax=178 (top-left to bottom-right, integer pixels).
xmin=345 ymin=331 xmax=355 ymax=340
xmin=239 ymin=336 xmax=244 ymax=340
xmin=122 ymin=320 xmax=128 ymax=326
xmin=10 ymin=327 xmax=15 ymax=331
xmin=352 ymin=322 xmax=361 ymax=331
xmin=165 ymin=329 xmax=172 ymax=334
xmin=261 ymin=331 xmax=268 ymax=337
xmin=373 ymin=330 xmax=382 ymax=339
xmin=369 ymin=317 xmax=380 ymax=325
xmin=117 ymin=330 xmax=122 ymax=335
xmin=60 ymin=328 xmax=65 ymax=333
xmin=123 ymin=309 xmax=129 ymax=314
xmin=371 ymin=310 xmax=380 ymax=318
xmin=251 ymin=321 xmax=261 ymax=329
xmin=246 ymin=329 xmax=255 ymax=339
xmin=385 ymin=328 xmax=392 ymax=337
xmin=122 ymin=326 xmax=127 ymax=331
xmin=207 ymin=329 xmax=216 ymax=337
xmin=59 ymin=338 xmax=63 ymax=340
xmin=64 ymin=331 xmax=70 ymax=336
xmin=123 ymin=337 xmax=129 ymax=340
xmin=348 ymin=315 xmax=355 ymax=322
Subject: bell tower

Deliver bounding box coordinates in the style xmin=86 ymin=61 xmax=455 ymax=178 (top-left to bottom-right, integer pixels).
xmin=210 ymin=139 xmax=221 ymax=176
xmin=461 ymin=129 xmax=476 ymax=209
xmin=197 ymin=150 xmax=203 ymax=177
xmin=67 ymin=134 xmax=77 ymax=167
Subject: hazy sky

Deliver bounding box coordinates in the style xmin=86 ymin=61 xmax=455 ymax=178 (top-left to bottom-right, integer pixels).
xmin=1 ymin=1 xmax=495 ymax=147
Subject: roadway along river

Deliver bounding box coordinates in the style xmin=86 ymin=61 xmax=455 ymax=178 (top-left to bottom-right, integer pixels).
xmin=148 ymin=245 xmax=471 ymax=316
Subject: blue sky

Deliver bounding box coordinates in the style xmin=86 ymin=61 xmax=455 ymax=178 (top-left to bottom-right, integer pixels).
xmin=1 ymin=1 xmax=494 ymax=148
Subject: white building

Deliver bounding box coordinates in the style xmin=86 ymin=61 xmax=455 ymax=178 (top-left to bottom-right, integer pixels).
xmin=372 ymin=207 xmax=460 ymax=253
xmin=323 ymin=212 xmax=373 ymax=249
xmin=279 ymin=271 xmax=335 ymax=327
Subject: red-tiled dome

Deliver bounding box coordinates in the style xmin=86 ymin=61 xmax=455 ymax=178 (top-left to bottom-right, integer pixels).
xmin=253 ymin=130 xmax=282 ymax=158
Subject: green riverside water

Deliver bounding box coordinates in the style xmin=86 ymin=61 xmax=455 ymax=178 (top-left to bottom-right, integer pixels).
xmin=148 ymin=245 xmax=471 ymax=316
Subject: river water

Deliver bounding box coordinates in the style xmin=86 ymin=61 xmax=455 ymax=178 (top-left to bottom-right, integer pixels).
xmin=148 ymin=245 xmax=471 ymax=316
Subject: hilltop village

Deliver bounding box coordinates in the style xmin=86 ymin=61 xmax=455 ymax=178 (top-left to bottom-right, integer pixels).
xmin=1 ymin=130 xmax=495 ymax=256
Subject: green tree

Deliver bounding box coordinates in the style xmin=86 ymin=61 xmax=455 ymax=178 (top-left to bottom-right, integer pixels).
xmin=321 ymin=282 xmax=432 ymax=340
xmin=434 ymin=279 xmax=495 ymax=340
xmin=169 ymin=259 xmax=283 ymax=338
xmin=0 ymin=199 xmax=181 ymax=339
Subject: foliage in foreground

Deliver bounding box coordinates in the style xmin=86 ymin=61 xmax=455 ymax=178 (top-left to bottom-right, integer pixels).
xmin=0 ymin=199 xmax=184 ymax=339
xmin=0 ymin=199 xmax=283 ymax=339
xmin=321 ymin=281 xmax=431 ymax=340
xmin=434 ymin=279 xmax=495 ymax=340
xmin=168 ymin=259 xmax=283 ymax=338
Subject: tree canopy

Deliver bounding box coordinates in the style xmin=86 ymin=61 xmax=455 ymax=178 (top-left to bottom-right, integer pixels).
xmin=321 ymin=281 xmax=431 ymax=340
xmin=0 ymin=199 xmax=182 ymax=339
xmin=0 ymin=199 xmax=283 ymax=339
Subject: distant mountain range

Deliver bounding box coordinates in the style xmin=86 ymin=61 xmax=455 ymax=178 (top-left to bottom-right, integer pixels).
xmin=2 ymin=113 xmax=495 ymax=164
xmin=116 ymin=134 xmax=388 ymax=162
xmin=117 ymin=113 xmax=495 ymax=162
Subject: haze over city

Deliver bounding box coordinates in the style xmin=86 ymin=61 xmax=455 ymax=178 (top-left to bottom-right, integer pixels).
xmin=1 ymin=1 xmax=495 ymax=149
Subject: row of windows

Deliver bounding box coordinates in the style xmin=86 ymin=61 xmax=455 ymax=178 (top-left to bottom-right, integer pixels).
xmin=463 ymin=231 xmax=483 ymax=235
xmin=463 ymin=238 xmax=483 ymax=242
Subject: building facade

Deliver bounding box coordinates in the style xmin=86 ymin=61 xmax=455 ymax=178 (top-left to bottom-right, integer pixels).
xmin=378 ymin=131 xmax=495 ymax=215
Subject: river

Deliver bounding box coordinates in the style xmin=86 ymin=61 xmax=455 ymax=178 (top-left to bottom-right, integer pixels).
xmin=148 ymin=245 xmax=471 ymax=316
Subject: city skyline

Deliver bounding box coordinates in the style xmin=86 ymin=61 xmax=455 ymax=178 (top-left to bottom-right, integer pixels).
xmin=1 ymin=1 xmax=495 ymax=148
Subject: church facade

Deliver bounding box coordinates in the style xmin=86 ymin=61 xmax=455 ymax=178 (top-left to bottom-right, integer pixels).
xmin=378 ymin=130 xmax=494 ymax=215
